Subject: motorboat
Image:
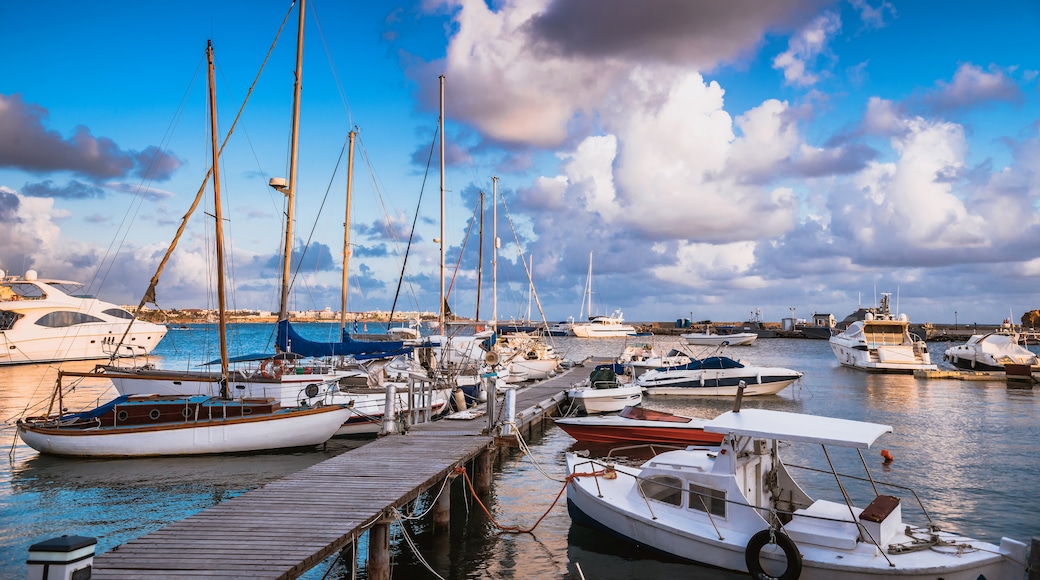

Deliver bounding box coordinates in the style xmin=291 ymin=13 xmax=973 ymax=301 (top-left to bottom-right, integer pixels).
xmin=571 ymin=310 xmax=637 ymax=338
xmin=555 ymin=406 xmax=723 ymax=446
xmin=636 ymin=356 xmax=801 ymax=396
xmin=17 ymin=390 xmax=352 ymax=457
xmin=0 ymin=269 xmax=167 ymax=365
xmin=615 ymin=334 xmax=691 ymax=377
xmin=681 ymin=329 xmax=757 ymax=346
xmin=943 ymin=331 xmax=1039 ymax=371
xmin=829 ymin=293 xmax=937 ymax=373
xmin=546 ymin=318 xmax=574 ymax=336
xmin=567 ymin=364 xmax=642 ymax=413
xmin=566 ymin=407 xmax=1029 ymax=579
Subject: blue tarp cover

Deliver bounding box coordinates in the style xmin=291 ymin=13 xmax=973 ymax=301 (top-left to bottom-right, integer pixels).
xmin=276 ymin=319 xmax=410 ymax=358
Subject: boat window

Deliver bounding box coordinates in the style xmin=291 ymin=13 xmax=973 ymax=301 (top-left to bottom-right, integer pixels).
xmin=688 ymin=483 xmax=726 ymax=517
xmin=46 ymin=282 xmax=90 ymax=297
xmin=35 ymin=311 xmax=106 ymax=328
xmin=5 ymin=282 xmax=45 ymax=299
xmin=638 ymin=475 xmax=683 ymax=506
xmin=863 ymin=324 xmax=905 ymax=345
xmin=0 ymin=310 xmax=23 ymax=330
xmin=103 ymin=308 xmax=135 ymax=320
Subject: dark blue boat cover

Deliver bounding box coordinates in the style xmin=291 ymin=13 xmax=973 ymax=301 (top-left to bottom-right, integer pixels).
xmin=276 ymin=319 xmax=410 ymax=358
xmin=657 ymin=356 xmax=744 ymax=372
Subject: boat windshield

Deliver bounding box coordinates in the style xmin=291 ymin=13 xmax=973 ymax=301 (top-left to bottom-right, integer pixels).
xmin=2 ymin=282 xmax=46 ymax=300
xmin=45 ymin=282 xmax=91 ymax=298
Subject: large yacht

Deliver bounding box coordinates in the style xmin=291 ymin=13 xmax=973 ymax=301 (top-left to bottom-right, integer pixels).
xmin=829 ymin=293 xmax=937 ymax=373
xmin=570 ymin=309 xmax=637 ymax=338
xmin=0 ymin=269 xmax=167 ymax=365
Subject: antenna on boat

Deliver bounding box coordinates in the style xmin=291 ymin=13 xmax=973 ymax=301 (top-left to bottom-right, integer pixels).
xmin=733 ymin=381 xmax=745 ymax=412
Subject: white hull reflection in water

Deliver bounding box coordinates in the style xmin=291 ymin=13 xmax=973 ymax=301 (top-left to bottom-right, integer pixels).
xmin=3 ymin=331 xmax=1039 ymax=578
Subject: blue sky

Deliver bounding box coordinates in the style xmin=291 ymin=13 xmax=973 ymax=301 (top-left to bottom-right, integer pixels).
xmin=1 ymin=0 xmax=1038 ymax=326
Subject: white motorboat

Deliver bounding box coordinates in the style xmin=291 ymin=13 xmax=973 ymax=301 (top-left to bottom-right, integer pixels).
xmin=0 ymin=270 xmax=167 ymax=366
xmin=567 ymin=364 xmax=642 ymax=413
xmin=681 ymin=329 xmax=757 ymax=346
xmin=566 ymin=407 xmax=1029 ymax=579
xmin=943 ymin=331 xmax=1038 ymax=371
xmin=615 ymin=334 xmax=691 ymax=377
xmin=17 ymin=391 xmax=352 ymax=457
xmin=636 ymin=356 xmax=801 ymax=396
xmin=571 ymin=311 xmax=637 ymax=338
xmin=829 ymin=293 xmax=937 ymax=373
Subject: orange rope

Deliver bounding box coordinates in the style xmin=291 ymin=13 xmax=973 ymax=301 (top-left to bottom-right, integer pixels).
xmin=453 ymin=465 xmax=609 ymax=534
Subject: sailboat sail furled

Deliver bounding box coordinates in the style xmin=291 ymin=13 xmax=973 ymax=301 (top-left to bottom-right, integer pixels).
xmin=276 ymin=320 xmax=410 ymax=359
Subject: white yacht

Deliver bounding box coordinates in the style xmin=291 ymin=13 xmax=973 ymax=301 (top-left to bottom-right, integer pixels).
xmin=570 ymin=309 xmax=637 ymax=338
xmin=829 ymin=294 xmax=937 ymax=373
xmin=0 ymin=269 xmax=167 ymax=366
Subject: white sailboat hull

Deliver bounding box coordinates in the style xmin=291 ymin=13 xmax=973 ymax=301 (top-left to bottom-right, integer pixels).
xmin=681 ymin=332 xmax=757 ymax=346
xmin=17 ymin=405 xmax=352 ymax=457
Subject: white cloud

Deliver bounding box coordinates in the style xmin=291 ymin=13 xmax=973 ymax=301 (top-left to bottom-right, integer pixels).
xmin=772 ymin=11 xmax=841 ymax=86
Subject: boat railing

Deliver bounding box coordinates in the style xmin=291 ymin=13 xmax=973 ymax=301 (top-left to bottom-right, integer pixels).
xmin=784 ymin=463 xmax=933 ymax=525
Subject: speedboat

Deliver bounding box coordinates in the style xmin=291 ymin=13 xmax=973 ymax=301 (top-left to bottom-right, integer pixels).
xmin=566 ymin=407 xmax=1029 ymax=579
xmin=571 ymin=310 xmax=637 ymax=338
xmin=829 ymin=293 xmax=937 ymax=373
xmin=943 ymin=332 xmax=1038 ymax=371
xmin=681 ymin=329 xmax=757 ymax=346
xmin=555 ymin=406 xmax=723 ymax=446
xmin=567 ymin=364 xmax=642 ymax=413
xmin=636 ymin=356 xmax=802 ymax=396
xmin=0 ymin=269 xmax=167 ymax=365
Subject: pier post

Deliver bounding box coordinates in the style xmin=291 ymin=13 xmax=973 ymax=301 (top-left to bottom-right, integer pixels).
xmin=381 ymin=384 xmax=397 ymax=435
xmin=474 ymin=448 xmax=493 ymax=496
xmin=432 ymin=475 xmax=454 ymax=532
xmin=1029 ymin=537 xmax=1040 ymax=580
xmin=500 ymin=388 xmax=516 ymax=437
xmin=26 ymin=535 xmax=96 ymax=580
xmin=367 ymin=521 xmax=391 ymax=580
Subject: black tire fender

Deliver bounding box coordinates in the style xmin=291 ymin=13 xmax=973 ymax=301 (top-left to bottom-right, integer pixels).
xmin=744 ymin=529 xmax=802 ymax=580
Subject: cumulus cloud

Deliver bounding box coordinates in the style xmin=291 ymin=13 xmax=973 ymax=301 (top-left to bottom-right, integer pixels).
xmin=0 ymin=94 xmax=184 ymax=182
xmin=922 ymin=63 xmax=1023 ymax=112
xmin=772 ymin=11 xmax=842 ymax=87
xmin=849 ymin=0 xmax=896 ymax=30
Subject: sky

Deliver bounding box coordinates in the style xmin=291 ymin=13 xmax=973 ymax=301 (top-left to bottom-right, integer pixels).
xmin=1 ymin=0 xmax=1039 ymax=326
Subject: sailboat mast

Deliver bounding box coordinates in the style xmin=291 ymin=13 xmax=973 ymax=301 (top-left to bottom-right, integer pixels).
xmin=475 ymin=190 xmax=484 ymax=321
xmin=206 ymin=41 xmax=229 ymax=379
xmin=339 ymin=130 xmax=356 ymax=334
xmin=279 ymin=0 xmax=305 ymax=322
xmin=438 ymin=75 xmax=446 ymax=328
xmin=492 ymin=175 xmax=498 ymax=326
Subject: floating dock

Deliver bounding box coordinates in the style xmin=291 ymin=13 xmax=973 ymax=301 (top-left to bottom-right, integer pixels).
xmin=89 ymin=361 xmax=599 ymax=579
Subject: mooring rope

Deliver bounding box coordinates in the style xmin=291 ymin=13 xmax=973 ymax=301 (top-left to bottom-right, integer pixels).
xmin=453 ymin=465 xmax=610 ymax=534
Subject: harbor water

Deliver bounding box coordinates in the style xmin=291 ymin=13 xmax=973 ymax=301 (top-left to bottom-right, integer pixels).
xmin=1 ymin=324 xmax=1038 ymax=579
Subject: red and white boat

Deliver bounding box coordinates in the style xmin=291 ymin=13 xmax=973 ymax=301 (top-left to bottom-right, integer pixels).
xmin=555 ymin=406 xmax=724 ymax=446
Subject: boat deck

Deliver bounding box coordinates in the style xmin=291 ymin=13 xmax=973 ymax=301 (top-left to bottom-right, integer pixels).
xmin=90 ymin=360 xmax=601 ymax=579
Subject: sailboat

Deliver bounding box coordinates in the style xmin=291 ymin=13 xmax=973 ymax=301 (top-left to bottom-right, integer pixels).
xmin=570 ymin=252 xmax=636 ymax=338
xmin=101 ymin=0 xmax=406 ymax=410
xmin=16 ymin=40 xmax=351 ymax=457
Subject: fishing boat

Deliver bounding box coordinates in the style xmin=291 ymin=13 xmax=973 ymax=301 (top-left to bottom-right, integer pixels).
xmin=566 ymin=406 xmax=1030 ymax=579
xmin=0 ymin=270 xmax=166 ymax=366
xmin=636 ymin=356 xmax=801 ymax=396
xmin=829 ymin=293 xmax=937 ymax=373
xmin=942 ymin=331 xmax=1038 ymax=371
xmin=567 ymin=364 xmax=642 ymax=414
xmin=16 ymin=41 xmax=352 ymax=458
xmin=555 ymin=406 xmax=723 ymax=446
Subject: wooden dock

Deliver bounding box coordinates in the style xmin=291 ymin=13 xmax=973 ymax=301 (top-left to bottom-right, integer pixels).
xmin=90 ymin=361 xmax=599 ymax=579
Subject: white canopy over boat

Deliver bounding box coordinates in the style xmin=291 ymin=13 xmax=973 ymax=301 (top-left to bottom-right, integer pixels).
xmin=706 ymin=409 xmax=892 ymax=449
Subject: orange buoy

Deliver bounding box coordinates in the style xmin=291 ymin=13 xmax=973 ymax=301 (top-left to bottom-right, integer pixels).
xmin=881 ymin=449 xmax=894 ymax=462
